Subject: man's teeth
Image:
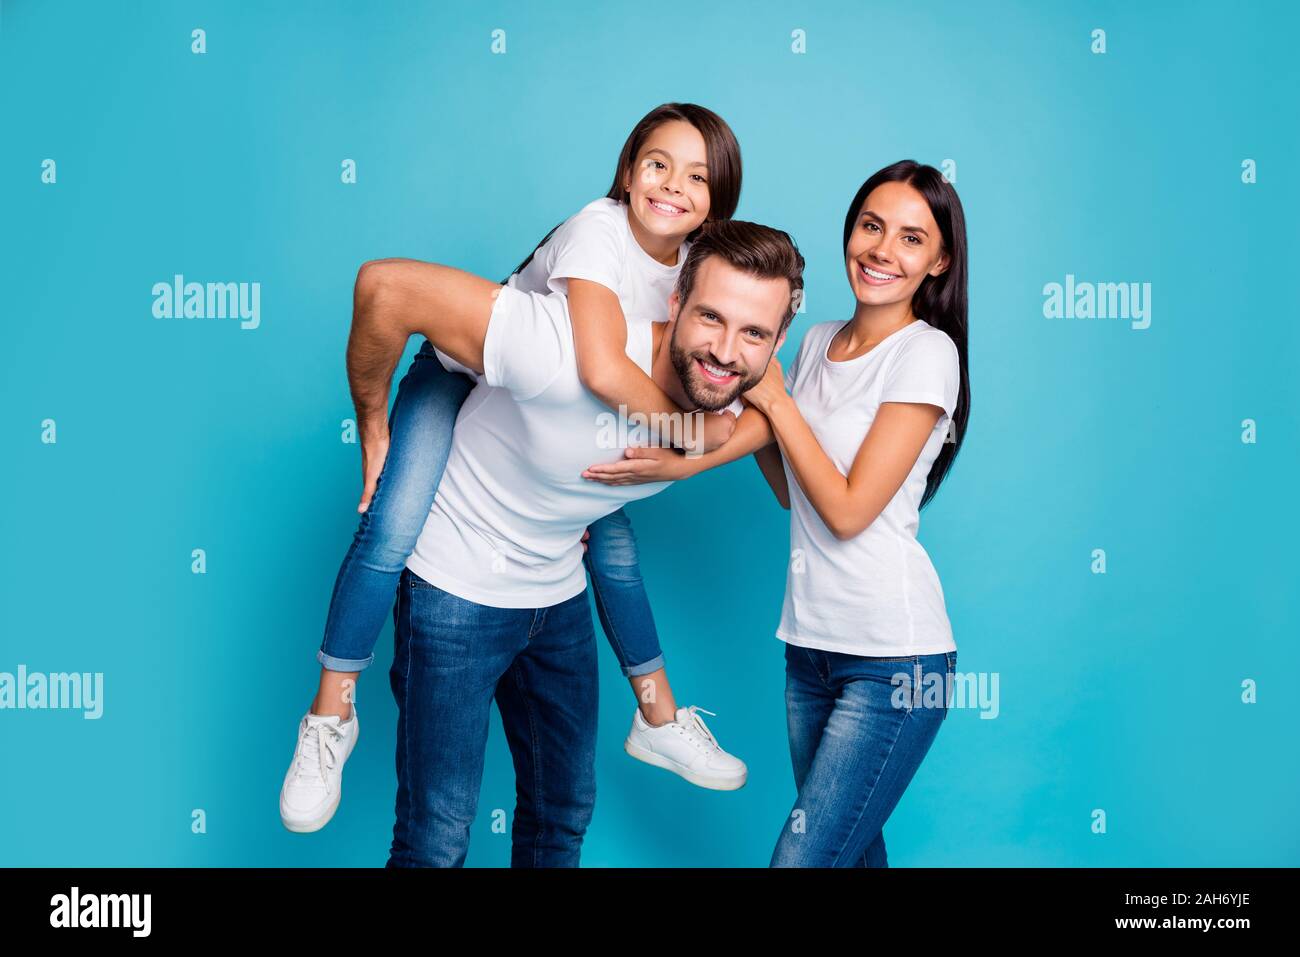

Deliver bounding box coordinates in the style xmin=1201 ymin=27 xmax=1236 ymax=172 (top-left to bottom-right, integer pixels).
xmin=651 ymin=200 xmax=683 ymax=214
xmin=701 ymin=360 xmax=736 ymax=378
xmin=862 ymin=264 xmax=900 ymax=280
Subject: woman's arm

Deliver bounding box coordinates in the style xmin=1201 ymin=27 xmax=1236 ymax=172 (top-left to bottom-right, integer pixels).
xmin=747 ymin=361 xmax=942 ymax=540
xmin=753 ymin=442 xmax=790 ymax=509
xmin=568 ymin=278 xmax=733 ymax=453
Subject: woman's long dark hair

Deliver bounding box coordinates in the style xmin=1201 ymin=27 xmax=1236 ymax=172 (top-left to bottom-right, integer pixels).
xmin=842 ymin=160 xmax=970 ymax=509
xmin=501 ymin=103 xmax=742 ymax=282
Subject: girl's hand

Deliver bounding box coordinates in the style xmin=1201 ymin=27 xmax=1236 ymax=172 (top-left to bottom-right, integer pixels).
xmin=697 ymin=408 xmax=737 ymax=453
xmin=581 ymin=446 xmax=690 ymax=486
xmin=743 ymin=356 xmax=788 ymax=415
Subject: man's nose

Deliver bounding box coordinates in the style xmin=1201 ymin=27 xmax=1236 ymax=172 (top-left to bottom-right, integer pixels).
xmin=710 ymin=329 xmax=742 ymax=367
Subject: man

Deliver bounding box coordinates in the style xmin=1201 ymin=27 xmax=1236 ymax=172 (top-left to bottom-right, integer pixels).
xmin=350 ymin=221 xmax=803 ymax=866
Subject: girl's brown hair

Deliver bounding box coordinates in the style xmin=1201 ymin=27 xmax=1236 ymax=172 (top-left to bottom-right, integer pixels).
xmin=505 ymin=103 xmax=743 ymax=280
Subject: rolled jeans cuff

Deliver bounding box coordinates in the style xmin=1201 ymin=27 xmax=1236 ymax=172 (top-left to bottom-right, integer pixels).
xmin=622 ymin=653 xmax=665 ymax=679
xmin=318 ymin=649 xmax=375 ymax=672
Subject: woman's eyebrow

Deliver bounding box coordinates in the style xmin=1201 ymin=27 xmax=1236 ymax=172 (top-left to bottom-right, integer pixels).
xmin=862 ymin=210 xmax=930 ymax=236
xmin=646 ymin=147 xmax=708 ymax=169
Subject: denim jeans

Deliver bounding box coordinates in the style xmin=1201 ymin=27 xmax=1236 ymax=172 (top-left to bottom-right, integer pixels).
xmin=771 ymin=643 xmax=956 ymax=867
xmin=386 ymin=567 xmax=598 ymax=868
xmin=317 ymin=338 xmax=666 ymax=678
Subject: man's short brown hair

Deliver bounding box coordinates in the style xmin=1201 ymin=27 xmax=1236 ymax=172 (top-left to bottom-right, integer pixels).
xmin=674 ymin=220 xmax=805 ymax=334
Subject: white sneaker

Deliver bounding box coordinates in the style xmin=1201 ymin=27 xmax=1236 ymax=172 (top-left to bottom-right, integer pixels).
xmin=279 ymin=707 xmax=359 ymax=833
xmin=623 ymin=705 xmax=747 ymax=791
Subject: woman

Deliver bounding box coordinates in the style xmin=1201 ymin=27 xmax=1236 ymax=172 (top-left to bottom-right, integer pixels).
xmin=583 ymin=160 xmax=970 ymax=866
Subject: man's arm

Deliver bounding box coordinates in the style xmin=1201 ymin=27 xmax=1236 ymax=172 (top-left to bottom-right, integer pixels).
xmin=346 ymin=257 xmax=502 ymax=511
xmin=347 ymin=257 xmax=500 ymax=433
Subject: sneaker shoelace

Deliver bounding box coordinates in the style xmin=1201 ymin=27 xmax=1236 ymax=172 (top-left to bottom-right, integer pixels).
xmin=293 ymin=720 xmax=343 ymax=785
xmin=678 ymin=706 xmax=722 ymax=753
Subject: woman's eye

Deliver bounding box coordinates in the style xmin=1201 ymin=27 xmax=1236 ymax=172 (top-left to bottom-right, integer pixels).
xmin=863 ymin=221 xmax=879 ymax=232
xmin=904 ymin=235 xmax=921 ymax=244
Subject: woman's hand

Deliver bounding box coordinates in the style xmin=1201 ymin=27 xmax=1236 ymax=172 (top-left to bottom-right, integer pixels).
xmin=743 ymin=356 xmax=790 ymax=416
xmin=581 ymin=446 xmax=692 ymax=486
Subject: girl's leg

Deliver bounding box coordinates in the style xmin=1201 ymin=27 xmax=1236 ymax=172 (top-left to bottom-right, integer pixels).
xmin=583 ymin=508 xmax=676 ymax=724
xmin=313 ymin=339 xmax=475 ymax=718
xmin=587 ymin=508 xmax=747 ymax=789
xmin=770 ymin=651 xmax=954 ymax=867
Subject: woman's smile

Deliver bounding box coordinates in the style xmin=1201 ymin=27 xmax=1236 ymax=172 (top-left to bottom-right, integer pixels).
xmin=857 ymin=260 xmax=903 ymax=285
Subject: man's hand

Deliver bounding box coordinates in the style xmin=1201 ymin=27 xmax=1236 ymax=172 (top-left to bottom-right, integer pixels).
xmin=581 ymin=446 xmax=692 ymax=486
xmin=358 ymin=425 xmax=390 ymax=513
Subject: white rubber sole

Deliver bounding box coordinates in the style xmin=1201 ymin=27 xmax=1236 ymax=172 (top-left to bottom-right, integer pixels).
xmin=623 ymin=737 xmax=747 ymax=791
xmin=280 ymin=789 xmax=341 ymax=834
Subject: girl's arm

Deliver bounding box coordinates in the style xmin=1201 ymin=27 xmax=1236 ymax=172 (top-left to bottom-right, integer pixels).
xmin=745 ymin=357 xmax=942 ymax=540
xmin=581 ymin=401 xmax=780 ymax=486
xmin=568 ymin=278 xmax=733 ymax=453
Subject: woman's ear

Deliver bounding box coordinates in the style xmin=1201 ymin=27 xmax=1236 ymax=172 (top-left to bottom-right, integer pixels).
xmin=929 ymin=250 xmax=951 ymax=278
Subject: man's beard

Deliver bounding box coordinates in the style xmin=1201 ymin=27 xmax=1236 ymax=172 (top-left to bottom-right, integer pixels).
xmin=669 ymin=335 xmax=766 ymax=411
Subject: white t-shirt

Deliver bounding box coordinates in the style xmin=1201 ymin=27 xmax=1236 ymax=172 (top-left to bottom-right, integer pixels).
xmin=409 ymin=197 xmax=739 ymax=608
xmin=437 ymin=196 xmax=685 ymax=380
xmin=776 ymin=318 xmax=961 ymax=656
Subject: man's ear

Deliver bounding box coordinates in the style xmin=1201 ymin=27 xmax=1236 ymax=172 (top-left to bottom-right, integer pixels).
xmin=667 ymin=290 xmax=680 ymax=323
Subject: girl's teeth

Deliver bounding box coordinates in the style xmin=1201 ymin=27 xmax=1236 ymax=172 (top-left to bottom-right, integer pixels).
xmin=651 ymin=200 xmax=682 ymax=214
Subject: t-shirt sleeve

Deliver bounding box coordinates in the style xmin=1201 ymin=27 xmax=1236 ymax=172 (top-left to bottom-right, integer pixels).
xmin=880 ymin=330 xmax=960 ymax=420
xmin=539 ymin=205 xmax=624 ymax=296
xmin=782 ymin=326 xmax=813 ymax=392
xmin=481 ymin=286 xmax=569 ymax=401
xmin=432 ymin=347 xmax=482 ymax=382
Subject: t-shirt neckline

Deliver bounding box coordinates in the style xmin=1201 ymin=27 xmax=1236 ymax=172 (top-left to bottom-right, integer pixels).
xmin=822 ymin=317 xmax=924 ymax=367
xmin=615 ymin=199 xmax=688 ymax=275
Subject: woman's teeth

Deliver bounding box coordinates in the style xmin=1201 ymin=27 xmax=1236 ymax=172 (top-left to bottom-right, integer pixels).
xmin=860 ymin=263 xmax=901 ymax=283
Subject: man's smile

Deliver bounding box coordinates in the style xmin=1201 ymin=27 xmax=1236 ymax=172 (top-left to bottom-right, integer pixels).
xmin=695 ymin=357 xmax=740 ymax=384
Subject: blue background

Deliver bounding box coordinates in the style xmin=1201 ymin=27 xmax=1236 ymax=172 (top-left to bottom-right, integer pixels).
xmin=2 ymin=0 xmax=1297 ymax=866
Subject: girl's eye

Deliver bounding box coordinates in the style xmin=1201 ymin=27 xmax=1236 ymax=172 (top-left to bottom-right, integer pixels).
xmin=690 ymin=174 xmax=707 ymax=183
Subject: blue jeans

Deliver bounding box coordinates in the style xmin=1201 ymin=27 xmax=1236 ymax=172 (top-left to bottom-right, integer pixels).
xmin=386 ymin=568 xmax=598 ymax=867
xmin=771 ymin=644 xmax=956 ymax=867
xmin=318 ymin=338 xmax=665 ymax=678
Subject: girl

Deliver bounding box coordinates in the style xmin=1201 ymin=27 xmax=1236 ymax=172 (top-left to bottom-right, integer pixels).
xmin=584 ymin=160 xmax=970 ymax=866
xmin=280 ymin=103 xmax=749 ymax=834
